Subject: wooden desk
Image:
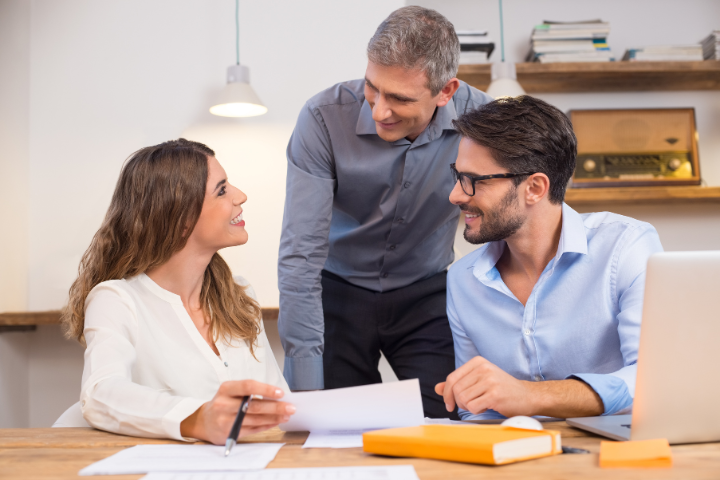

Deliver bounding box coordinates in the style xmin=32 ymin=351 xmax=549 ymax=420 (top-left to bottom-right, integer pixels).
xmin=1 ymin=425 xmax=719 ymax=479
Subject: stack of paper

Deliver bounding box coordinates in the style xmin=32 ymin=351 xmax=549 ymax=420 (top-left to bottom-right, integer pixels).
xmin=456 ymin=30 xmax=495 ymax=65
xmin=526 ymin=20 xmax=614 ymax=63
xmin=622 ymin=45 xmax=704 ymax=62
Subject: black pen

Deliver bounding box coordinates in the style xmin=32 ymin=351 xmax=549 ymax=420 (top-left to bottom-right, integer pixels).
xmin=562 ymin=446 xmax=590 ymax=454
xmin=224 ymin=395 xmax=255 ymax=456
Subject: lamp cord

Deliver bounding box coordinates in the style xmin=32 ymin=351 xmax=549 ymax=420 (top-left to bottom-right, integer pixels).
xmin=499 ymin=0 xmax=505 ymax=62
xmin=235 ymin=0 xmax=240 ymax=65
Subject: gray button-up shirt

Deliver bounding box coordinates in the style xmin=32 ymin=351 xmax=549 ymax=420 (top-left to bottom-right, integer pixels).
xmin=278 ymin=78 xmax=492 ymax=390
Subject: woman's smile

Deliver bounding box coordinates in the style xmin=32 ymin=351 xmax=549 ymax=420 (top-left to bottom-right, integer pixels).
xmin=230 ymin=211 xmax=244 ymax=226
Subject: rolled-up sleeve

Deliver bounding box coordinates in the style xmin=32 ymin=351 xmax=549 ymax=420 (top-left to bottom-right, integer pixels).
xmin=278 ymin=103 xmax=337 ymax=391
xmin=570 ymin=223 xmax=663 ymax=415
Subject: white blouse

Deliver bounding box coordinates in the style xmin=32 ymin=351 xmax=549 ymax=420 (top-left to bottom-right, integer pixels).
xmin=80 ymin=273 xmax=288 ymax=441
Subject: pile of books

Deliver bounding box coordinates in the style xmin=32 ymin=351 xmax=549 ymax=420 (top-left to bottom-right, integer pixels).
xmin=525 ymin=20 xmax=614 ymax=63
xmin=621 ymin=45 xmax=704 ymax=61
xmin=700 ymin=31 xmax=720 ymax=60
xmin=456 ymin=30 xmax=495 ymax=65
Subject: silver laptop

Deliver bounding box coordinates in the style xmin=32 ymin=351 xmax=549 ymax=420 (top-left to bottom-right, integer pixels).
xmin=567 ymin=251 xmax=720 ymax=444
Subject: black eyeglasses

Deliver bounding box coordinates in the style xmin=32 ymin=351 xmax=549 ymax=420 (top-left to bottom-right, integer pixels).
xmin=450 ymin=163 xmax=537 ymax=197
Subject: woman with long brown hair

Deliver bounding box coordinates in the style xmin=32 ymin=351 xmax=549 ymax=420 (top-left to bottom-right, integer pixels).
xmin=61 ymin=139 xmax=294 ymax=444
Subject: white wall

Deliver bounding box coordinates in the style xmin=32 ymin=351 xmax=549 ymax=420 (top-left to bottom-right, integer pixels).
xmin=0 ymin=0 xmax=31 ymax=429
xmin=0 ymin=0 xmax=30 ymax=313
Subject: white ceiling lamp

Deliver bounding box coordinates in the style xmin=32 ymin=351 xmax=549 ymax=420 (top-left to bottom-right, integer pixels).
xmin=486 ymin=0 xmax=526 ymax=99
xmin=209 ymin=0 xmax=267 ymax=117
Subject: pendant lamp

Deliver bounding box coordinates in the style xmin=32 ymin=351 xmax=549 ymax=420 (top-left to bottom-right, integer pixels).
xmin=485 ymin=0 xmax=526 ymax=99
xmin=210 ymin=0 xmax=267 ymax=117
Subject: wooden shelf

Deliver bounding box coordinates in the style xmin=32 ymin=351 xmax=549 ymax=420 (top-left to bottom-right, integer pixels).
xmin=565 ymin=186 xmax=720 ymax=205
xmin=457 ymin=61 xmax=720 ymax=93
xmin=0 ymin=308 xmax=280 ymax=333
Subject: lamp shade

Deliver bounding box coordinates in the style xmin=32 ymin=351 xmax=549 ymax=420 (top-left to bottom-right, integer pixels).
xmin=210 ymin=65 xmax=267 ymax=117
xmin=486 ymin=62 xmax=526 ymax=99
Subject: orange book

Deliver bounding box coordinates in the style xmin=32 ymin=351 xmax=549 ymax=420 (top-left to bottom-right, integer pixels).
xmin=599 ymin=439 xmax=672 ymax=468
xmin=362 ymin=425 xmax=562 ymax=466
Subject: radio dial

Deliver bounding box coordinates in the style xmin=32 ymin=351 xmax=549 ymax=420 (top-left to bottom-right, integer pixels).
xmin=583 ymin=159 xmax=597 ymax=172
xmin=668 ymin=158 xmax=682 ymax=171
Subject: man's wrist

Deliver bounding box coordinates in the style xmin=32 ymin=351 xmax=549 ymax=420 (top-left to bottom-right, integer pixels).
xmin=524 ymin=379 xmax=604 ymax=418
xmin=523 ymin=380 xmax=549 ymax=416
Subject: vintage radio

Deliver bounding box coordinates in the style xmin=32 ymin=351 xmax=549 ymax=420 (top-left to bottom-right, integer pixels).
xmin=569 ymin=108 xmax=701 ymax=188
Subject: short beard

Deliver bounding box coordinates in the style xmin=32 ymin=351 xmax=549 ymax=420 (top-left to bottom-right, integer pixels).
xmin=461 ymin=186 xmax=524 ymax=245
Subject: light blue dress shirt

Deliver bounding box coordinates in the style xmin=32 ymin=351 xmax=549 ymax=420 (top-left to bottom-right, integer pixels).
xmin=279 ymin=79 xmax=492 ymax=390
xmin=447 ymin=204 xmax=663 ymax=420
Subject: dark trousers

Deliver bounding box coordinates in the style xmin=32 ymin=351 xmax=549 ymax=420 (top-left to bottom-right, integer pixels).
xmin=321 ymin=270 xmax=459 ymax=419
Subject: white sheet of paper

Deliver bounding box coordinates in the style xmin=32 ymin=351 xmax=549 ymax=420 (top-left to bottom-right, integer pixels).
xmin=280 ymin=379 xmax=424 ymax=432
xmin=142 ymin=465 xmax=420 ymax=480
xmin=79 ymin=444 xmax=284 ymax=476
xmin=302 ymin=415 xmax=475 ymax=449
xmin=302 ymin=430 xmax=374 ymax=449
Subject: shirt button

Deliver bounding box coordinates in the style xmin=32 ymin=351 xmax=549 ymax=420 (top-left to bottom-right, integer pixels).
xmin=381 ymin=272 xmax=389 ymax=278
xmin=403 ymin=182 xmax=411 ymax=188
xmin=524 ymin=329 xmax=531 ymax=336
xmin=389 ymin=245 xmax=396 ymax=250
xmin=81 ymin=400 xmax=85 ymax=407
xmin=224 ymin=361 xmax=229 ymax=367
xmin=534 ymin=375 xmax=542 ymax=382
xmin=397 ymin=218 xmax=404 ymax=224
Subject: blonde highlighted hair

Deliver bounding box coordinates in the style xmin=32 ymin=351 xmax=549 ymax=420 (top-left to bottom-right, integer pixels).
xmin=62 ymin=139 xmax=261 ymax=354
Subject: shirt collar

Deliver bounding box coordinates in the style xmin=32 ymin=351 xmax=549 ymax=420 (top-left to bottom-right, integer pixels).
xmin=355 ymin=99 xmax=377 ymax=136
xmin=138 ymin=273 xmax=184 ymax=306
xmin=470 ymin=242 xmax=505 ymax=281
xmin=355 ymin=96 xmax=459 ymax=146
xmin=470 ymin=202 xmax=588 ymax=280
xmin=557 ymin=203 xmax=588 ymax=257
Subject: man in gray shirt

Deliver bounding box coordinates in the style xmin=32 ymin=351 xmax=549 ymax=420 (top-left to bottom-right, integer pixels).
xmin=278 ymin=6 xmax=491 ymax=417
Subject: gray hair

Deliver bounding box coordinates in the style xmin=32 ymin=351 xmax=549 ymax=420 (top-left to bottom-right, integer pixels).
xmin=367 ymin=6 xmax=460 ymax=96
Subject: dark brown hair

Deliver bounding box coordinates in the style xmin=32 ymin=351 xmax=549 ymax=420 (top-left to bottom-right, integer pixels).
xmin=62 ymin=139 xmax=261 ymax=354
xmin=453 ymin=95 xmax=577 ymax=204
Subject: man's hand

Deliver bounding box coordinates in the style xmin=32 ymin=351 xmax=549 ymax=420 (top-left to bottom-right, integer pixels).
xmin=435 ymin=356 xmax=605 ymax=418
xmin=435 ymin=356 xmax=537 ymax=417
xmin=181 ymin=380 xmax=295 ymax=445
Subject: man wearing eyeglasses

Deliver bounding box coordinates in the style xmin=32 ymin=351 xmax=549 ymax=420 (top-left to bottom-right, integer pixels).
xmin=277 ymin=6 xmax=491 ymax=418
xmin=436 ymin=96 xmax=663 ymax=420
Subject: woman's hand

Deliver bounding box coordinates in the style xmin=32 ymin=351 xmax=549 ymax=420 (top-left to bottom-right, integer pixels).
xmin=180 ymin=380 xmax=295 ymax=445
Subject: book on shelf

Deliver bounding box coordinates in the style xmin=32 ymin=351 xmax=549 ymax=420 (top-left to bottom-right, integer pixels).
xmin=526 ymin=19 xmax=614 ymax=63
xmin=532 ymin=20 xmax=610 ymax=41
xmin=535 ymin=51 xmax=614 ymax=63
xmin=455 ymin=29 xmax=494 ymax=64
xmin=459 ymin=51 xmax=488 ymax=65
xmin=700 ymin=30 xmax=720 ymax=60
xmin=457 ymin=29 xmax=489 ymax=43
xmin=622 ymin=45 xmax=704 ymax=61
